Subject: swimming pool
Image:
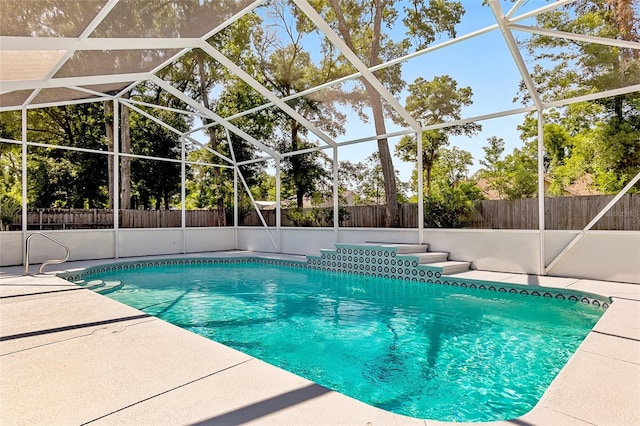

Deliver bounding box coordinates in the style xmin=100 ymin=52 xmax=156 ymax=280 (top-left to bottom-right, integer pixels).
xmin=75 ymin=258 xmax=605 ymax=422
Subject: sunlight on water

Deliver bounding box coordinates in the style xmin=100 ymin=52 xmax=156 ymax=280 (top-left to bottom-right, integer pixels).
xmin=90 ymin=262 xmax=602 ymax=422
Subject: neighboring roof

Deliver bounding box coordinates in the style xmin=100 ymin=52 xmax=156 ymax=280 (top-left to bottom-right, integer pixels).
xmin=476 ymin=174 xmax=601 ymax=200
xmin=255 ymin=200 xmax=277 ymax=209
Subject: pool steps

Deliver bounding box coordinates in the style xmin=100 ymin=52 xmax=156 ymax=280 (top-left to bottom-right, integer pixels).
xmin=73 ymin=279 xmax=123 ymax=294
xmin=307 ymin=242 xmax=471 ymax=278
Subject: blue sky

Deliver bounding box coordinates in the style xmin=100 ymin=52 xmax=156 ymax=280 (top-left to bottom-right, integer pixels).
xmin=325 ymin=0 xmax=541 ymax=182
xmin=197 ymin=1 xmax=545 ymax=186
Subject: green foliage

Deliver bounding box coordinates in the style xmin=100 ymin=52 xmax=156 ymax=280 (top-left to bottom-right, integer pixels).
xmin=185 ymin=78 xmax=273 ymax=212
xmin=396 ymin=75 xmax=481 ymax=196
xmin=0 ymin=111 xmax=21 ymax=140
xmin=128 ymin=83 xmax=190 ymax=210
xmin=509 ymin=0 xmax=640 ymax=195
xmin=0 ymin=140 xmax=21 ymax=203
xmin=285 ymin=207 xmax=317 ymax=227
xmin=338 ymin=153 xmax=408 ymax=205
xmin=476 ymin=134 xmax=538 ymax=200
xmin=285 ymin=206 xmax=350 ymax=227
xmin=297 ymin=0 xmax=467 ymax=226
xmin=423 ymin=190 xmax=472 ymax=228
xmin=25 ymin=104 xmax=110 ymax=208
xmin=254 ymin=9 xmax=347 ymax=209
xmin=415 ymin=146 xmax=483 ymax=228
xmin=0 ymin=194 xmax=20 ymax=231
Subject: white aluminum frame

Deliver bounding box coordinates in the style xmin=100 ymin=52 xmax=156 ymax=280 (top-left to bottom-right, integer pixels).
xmin=1 ymin=0 xmax=638 ymax=277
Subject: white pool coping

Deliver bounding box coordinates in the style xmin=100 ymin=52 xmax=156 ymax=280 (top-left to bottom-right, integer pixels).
xmin=1 ymin=250 xmax=638 ymax=425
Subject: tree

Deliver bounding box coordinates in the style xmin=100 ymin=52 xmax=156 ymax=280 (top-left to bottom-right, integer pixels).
xmin=104 ymin=94 xmax=133 ymax=209
xmin=256 ymin=1 xmax=347 ymax=208
xmin=517 ymin=0 xmax=640 ymax=193
xmin=396 ymin=75 xmax=481 ymax=197
xmin=186 ymin=77 xmax=275 ymax=218
xmin=128 ymin=84 xmax=190 ymax=210
xmin=25 ymin=104 xmax=110 ymax=208
xmin=476 ymin=134 xmax=540 ymax=200
xmin=339 ymin=153 xmax=408 ymax=205
xmin=477 ymin=136 xmax=509 ymax=199
xmin=422 ymin=146 xmax=483 ymax=228
xmin=296 ymin=0 xmax=465 ymax=226
xmin=167 ymin=13 xmax=263 ymax=223
xmin=0 ymin=112 xmax=22 ymax=208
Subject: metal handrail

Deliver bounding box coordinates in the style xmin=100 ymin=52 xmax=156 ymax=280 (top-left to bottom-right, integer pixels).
xmin=24 ymin=232 xmax=71 ymax=275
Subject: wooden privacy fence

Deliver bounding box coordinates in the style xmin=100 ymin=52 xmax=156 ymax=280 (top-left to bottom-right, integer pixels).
xmin=240 ymin=204 xmax=419 ymax=228
xmin=5 ymin=194 xmax=639 ymax=230
xmin=12 ymin=209 xmax=225 ymax=230
xmin=470 ymin=194 xmax=640 ymax=230
xmin=242 ymin=194 xmax=639 ymax=230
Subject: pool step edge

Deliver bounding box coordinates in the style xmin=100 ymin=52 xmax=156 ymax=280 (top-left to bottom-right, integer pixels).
xmin=308 ymin=242 xmax=471 ymax=278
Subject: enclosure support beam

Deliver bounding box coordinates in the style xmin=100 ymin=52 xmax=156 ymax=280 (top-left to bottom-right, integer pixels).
xmin=224 ymin=129 xmax=240 ymax=249
xmin=417 ymin=132 xmax=424 ymax=245
xmin=489 ymin=0 xmax=543 ymax=111
xmin=546 ymin=171 xmax=640 ymax=274
xmin=292 ymin=0 xmax=422 ymax=133
xmin=238 ymin=168 xmax=278 ymax=250
xmin=537 ymin=112 xmax=546 ymax=276
xmin=234 ymin=167 xmax=238 ymax=249
xmin=276 ymin=160 xmax=282 ymax=253
xmin=181 ymin=136 xmax=186 ymax=254
xmin=511 ymin=24 xmax=640 ymax=51
xmin=113 ymin=98 xmax=120 ymax=259
xmin=199 ymin=43 xmax=338 ymax=149
xmin=333 ymin=147 xmax=339 ymax=244
xmin=489 ymin=0 xmax=547 ymax=275
xmin=21 ymin=108 xmax=27 ymax=265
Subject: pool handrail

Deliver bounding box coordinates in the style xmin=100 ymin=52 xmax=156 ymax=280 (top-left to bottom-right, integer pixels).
xmin=25 ymin=232 xmax=71 ymax=275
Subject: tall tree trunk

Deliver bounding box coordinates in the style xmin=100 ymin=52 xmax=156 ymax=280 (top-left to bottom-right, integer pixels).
xmin=197 ymin=52 xmax=226 ymax=226
xmin=328 ymin=0 xmax=399 ymax=227
xmin=424 ymin=150 xmax=435 ymax=198
xmin=164 ymin=190 xmax=170 ymax=210
xmin=290 ymin=120 xmax=304 ymax=208
xmin=120 ymin=93 xmax=131 ymax=209
xmin=104 ymin=101 xmax=114 ymax=208
xmin=367 ymin=81 xmax=399 ymax=227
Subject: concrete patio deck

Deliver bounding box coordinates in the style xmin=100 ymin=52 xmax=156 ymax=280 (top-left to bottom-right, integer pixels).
xmin=1 ymin=251 xmax=639 ymax=425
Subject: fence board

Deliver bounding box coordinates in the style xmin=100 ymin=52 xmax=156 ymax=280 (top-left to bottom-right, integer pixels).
xmin=5 ymin=194 xmax=638 ymax=231
xmin=470 ymin=194 xmax=638 ymax=230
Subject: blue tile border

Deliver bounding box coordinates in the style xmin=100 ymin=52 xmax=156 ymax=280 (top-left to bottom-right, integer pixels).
xmin=58 ymin=257 xmax=307 ymax=283
xmin=306 ymin=246 xmax=611 ymax=310
xmin=57 ymin=252 xmax=611 ymax=311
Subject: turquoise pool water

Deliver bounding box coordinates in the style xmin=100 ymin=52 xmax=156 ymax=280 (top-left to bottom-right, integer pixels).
xmin=88 ymin=261 xmax=603 ymax=422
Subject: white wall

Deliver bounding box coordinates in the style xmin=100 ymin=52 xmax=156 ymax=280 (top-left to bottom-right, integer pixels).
xmin=280 ymin=228 xmax=336 ymax=255
xmin=238 ymin=227 xmax=639 ymax=284
xmin=337 ymin=228 xmax=420 ymax=245
xmin=236 ymin=227 xmax=283 ymax=253
xmin=118 ymin=228 xmax=235 ymax=257
xmin=1 ymin=230 xmax=120 ymax=267
xmin=424 ymin=229 xmax=541 ymax=274
xmin=118 ymin=229 xmax=183 ymax=257
xmin=3 ymin=227 xmax=638 ymax=284
xmin=545 ymin=230 xmax=640 ymax=284
xmin=236 ymin=227 xmax=341 ymax=255
xmin=185 ymin=227 xmax=235 ymax=253
xmin=0 ymin=228 xmax=237 ymax=267
xmin=424 ymin=229 xmax=640 ymax=283
xmin=0 ymin=232 xmax=23 ymax=266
